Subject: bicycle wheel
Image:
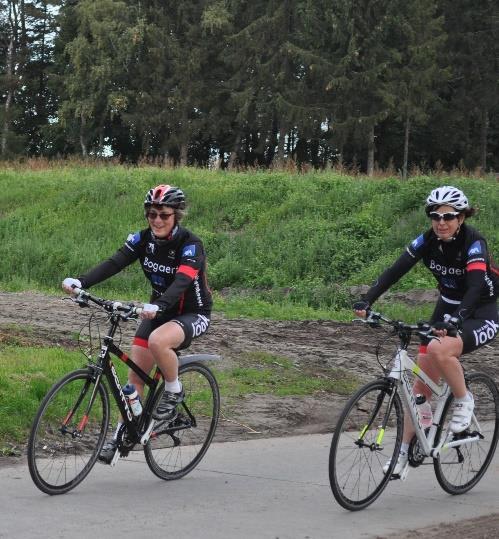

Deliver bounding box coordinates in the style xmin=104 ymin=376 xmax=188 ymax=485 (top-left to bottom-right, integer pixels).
xmin=28 ymin=368 xmax=110 ymax=495
xmin=434 ymin=372 xmax=499 ymax=494
xmin=144 ymin=362 xmax=220 ymax=480
xmin=329 ymin=378 xmax=403 ymax=511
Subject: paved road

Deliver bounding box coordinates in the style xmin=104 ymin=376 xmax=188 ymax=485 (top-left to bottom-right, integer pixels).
xmin=1 ymin=433 xmax=498 ymax=539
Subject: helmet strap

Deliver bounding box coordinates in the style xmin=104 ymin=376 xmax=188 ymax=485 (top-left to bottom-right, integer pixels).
xmin=151 ymin=224 xmax=179 ymax=244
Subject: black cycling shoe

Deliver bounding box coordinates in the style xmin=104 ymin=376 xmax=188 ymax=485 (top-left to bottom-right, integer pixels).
xmin=152 ymin=387 xmax=184 ymax=421
xmin=98 ymin=439 xmax=118 ymax=464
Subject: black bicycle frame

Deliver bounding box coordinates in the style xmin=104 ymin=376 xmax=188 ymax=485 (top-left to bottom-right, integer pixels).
xmin=92 ymin=313 xmax=162 ymax=440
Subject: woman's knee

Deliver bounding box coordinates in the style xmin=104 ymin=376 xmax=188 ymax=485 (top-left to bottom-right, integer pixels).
xmin=426 ymin=339 xmax=462 ymax=366
xmin=149 ymin=323 xmax=185 ymax=351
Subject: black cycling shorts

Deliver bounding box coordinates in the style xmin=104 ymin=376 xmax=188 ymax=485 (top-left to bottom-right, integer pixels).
xmin=428 ymin=298 xmax=498 ymax=354
xmin=133 ymin=313 xmax=211 ymax=351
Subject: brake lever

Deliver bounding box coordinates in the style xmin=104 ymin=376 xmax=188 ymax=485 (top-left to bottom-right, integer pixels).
xmin=352 ymin=316 xmax=381 ymax=327
xmin=121 ymin=306 xmax=139 ymax=320
xmin=64 ymin=296 xmax=89 ymax=308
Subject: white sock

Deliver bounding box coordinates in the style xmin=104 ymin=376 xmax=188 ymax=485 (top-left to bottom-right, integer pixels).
xmin=164 ymin=379 xmax=181 ymax=393
xmin=400 ymin=442 xmax=410 ymax=455
xmin=113 ymin=421 xmax=123 ymax=440
xmin=456 ymin=392 xmax=473 ymax=403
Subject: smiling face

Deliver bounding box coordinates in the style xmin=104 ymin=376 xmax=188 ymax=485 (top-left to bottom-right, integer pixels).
xmin=429 ymin=204 xmax=465 ymax=241
xmin=145 ymin=205 xmax=176 ymax=238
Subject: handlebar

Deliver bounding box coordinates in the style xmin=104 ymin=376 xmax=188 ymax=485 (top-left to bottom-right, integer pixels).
xmin=355 ymin=309 xmax=443 ymax=343
xmin=69 ymin=286 xmax=145 ymax=320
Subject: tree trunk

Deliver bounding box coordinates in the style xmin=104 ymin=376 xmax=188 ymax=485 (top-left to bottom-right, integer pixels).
xmin=1 ymin=35 xmax=15 ymax=156
xmin=142 ymin=131 xmax=150 ymax=156
xmin=366 ymin=125 xmax=375 ymax=177
xmin=479 ymin=108 xmax=488 ymax=173
xmin=228 ymin=133 xmax=241 ymax=169
xmin=180 ymin=142 xmax=188 ymax=166
xmin=253 ymin=128 xmax=269 ymax=165
xmin=276 ymin=125 xmax=287 ymax=165
xmin=98 ymin=129 xmax=104 ymax=156
xmin=79 ymin=114 xmax=88 ymax=157
xmin=266 ymin=118 xmax=278 ymax=166
xmin=402 ymin=114 xmax=411 ymax=180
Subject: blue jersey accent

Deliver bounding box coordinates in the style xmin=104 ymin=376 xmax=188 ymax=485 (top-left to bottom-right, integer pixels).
xmin=182 ymin=244 xmax=196 ymax=257
xmin=410 ymin=234 xmax=424 ymax=251
xmin=126 ymin=231 xmax=141 ymax=245
xmin=468 ymin=240 xmax=482 ymax=256
xmin=151 ymin=274 xmax=166 ymax=287
xmin=441 ymin=277 xmax=458 ymax=289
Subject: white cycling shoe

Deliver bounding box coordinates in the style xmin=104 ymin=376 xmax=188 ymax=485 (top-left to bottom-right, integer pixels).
xmin=383 ymin=451 xmax=409 ymax=480
xmin=449 ymin=393 xmax=474 ymax=433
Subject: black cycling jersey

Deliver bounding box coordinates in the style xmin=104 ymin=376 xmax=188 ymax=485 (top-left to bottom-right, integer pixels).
xmin=78 ymin=225 xmax=212 ymax=316
xmin=363 ymin=223 xmax=498 ymax=321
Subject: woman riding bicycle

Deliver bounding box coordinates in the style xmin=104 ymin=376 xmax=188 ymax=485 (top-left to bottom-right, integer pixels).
xmin=62 ymin=184 xmax=212 ymax=463
xmin=354 ymin=185 xmax=498 ymax=478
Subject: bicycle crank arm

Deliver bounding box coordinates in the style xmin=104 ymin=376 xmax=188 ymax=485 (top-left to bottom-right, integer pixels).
xmin=140 ymin=419 xmax=156 ymax=445
xmin=110 ymin=448 xmax=120 ymax=467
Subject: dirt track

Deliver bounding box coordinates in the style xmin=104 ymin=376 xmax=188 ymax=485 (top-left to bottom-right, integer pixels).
xmin=1 ymin=290 xmax=498 ymax=441
xmin=1 ymin=291 xmax=498 ymax=537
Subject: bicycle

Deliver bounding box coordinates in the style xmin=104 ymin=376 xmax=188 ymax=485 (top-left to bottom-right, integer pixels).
xmin=27 ymin=287 xmax=221 ymax=495
xmin=329 ymin=309 xmax=499 ymax=511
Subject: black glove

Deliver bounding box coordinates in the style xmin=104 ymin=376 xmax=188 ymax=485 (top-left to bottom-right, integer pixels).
xmin=353 ymin=300 xmax=370 ymax=312
xmin=445 ymin=314 xmax=462 ymax=328
xmin=433 ymin=317 xmax=460 ymax=337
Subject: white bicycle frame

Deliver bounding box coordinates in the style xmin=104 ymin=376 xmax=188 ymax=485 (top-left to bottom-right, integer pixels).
xmin=388 ymin=348 xmax=482 ymax=458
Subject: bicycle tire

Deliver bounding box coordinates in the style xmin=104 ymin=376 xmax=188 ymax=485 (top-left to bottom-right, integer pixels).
xmin=329 ymin=378 xmax=403 ymax=511
xmin=433 ymin=372 xmax=499 ymax=494
xmin=144 ymin=362 xmax=220 ymax=480
xmin=28 ymin=368 xmax=110 ymax=495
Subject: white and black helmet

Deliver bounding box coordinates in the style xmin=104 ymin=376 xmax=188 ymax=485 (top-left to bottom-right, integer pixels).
xmin=425 ymin=185 xmax=469 ymax=213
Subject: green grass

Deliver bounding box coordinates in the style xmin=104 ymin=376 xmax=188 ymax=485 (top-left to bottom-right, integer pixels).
xmin=214 ymin=292 xmax=435 ymax=322
xmin=0 ymin=166 xmax=497 ymax=313
xmin=0 ymin=344 xmax=128 ymax=454
xmin=217 ymin=350 xmax=358 ymax=398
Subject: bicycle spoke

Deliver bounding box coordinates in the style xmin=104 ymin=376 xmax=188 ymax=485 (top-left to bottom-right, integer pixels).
xmin=144 ymin=362 xmax=220 ymax=480
xmin=434 ymin=373 xmax=498 ymax=494
xmin=329 ymin=379 xmax=403 ymax=510
xmin=28 ymin=369 xmax=109 ymax=495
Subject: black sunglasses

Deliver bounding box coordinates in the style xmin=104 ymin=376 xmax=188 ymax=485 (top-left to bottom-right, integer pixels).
xmin=429 ymin=211 xmax=460 ymax=222
xmin=146 ymin=210 xmax=175 ymax=221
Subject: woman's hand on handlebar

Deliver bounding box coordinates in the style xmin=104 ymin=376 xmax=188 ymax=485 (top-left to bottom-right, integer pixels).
xmin=432 ymin=316 xmax=460 ymax=338
xmin=62 ymin=277 xmax=82 ymax=295
xmin=353 ymin=300 xmax=370 ymax=319
xmin=140 ymin=303 xmax=159 ymax=320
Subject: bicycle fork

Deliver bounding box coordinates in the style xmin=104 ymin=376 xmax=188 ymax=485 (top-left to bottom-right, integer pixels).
xmin=61 ymin=370 xmax=104 ymax=438
xmin=357 ymin=385 xmax=396 ymax=451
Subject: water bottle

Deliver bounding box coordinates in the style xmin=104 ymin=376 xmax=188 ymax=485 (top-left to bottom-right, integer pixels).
xmin=415 ymin=394 xmax=432 ymax=428
xmin=123 ymin=383 xmax=142 ymax=417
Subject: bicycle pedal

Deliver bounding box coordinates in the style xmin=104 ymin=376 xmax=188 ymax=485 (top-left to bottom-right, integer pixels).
xmin=390 ymin=466 xmax=410 ymax=482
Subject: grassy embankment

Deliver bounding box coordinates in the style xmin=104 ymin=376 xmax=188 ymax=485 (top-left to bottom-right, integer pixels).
xmin=0 ymin=166 xmax=497 ymax=453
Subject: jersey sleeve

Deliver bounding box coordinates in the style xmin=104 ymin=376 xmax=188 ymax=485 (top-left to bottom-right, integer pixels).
xmin=363 ymin=232 xmax=427 ymax=305
xmin=154 ymin=241 xmax=205 ymax=311
xmin=78 ymin=232 xmax=141 ymax=288
xmin=453 ymin=239 xmax=492 ymax=320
